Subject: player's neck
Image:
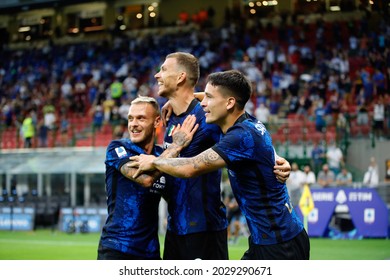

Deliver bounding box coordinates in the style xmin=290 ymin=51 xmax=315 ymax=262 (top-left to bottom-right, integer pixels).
xmin=141 ymin=135 xmax=156 ymax=155
xmin=169 ymin=89 xmax=195 ymax=115
xmin=220 ymin=110 xmax=245 ymax=134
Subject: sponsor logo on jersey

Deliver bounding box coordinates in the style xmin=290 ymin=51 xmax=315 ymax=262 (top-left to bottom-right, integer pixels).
xmin=163 ymin=141 xmax=172 ymax=149
xmin=115 ymin=146 xmax=127 ymax=158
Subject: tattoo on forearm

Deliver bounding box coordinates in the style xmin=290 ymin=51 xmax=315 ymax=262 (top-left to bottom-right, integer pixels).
xmin=162 ymin=144 xmax=180 ymax=158
xmin=157 ymin=150 xmax=220 ymax=170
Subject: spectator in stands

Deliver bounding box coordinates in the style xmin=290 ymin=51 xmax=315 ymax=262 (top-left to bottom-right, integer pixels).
xmin=317 ymin=163 xmax=336 ymax=188
xmin=372 ymin=68 xmax=386 ymax=96
xmin=91 ymin=105 xmax=104 ymax=132
xmin=59 ymin=111 xmax=70 ymax=147
xmin=60 ymin=78 xmax=73 ymax=105
xmin=362 ymin=73 xmax=375 ymax=104
xmin=42 ymin=102 xmax=57 ymax=131
xmin=336 ymin=109 xmax=350 ymax=144
xmin=268 ymin=94 xmax=281 ymax=124
xmin=73 ymin=77 xmax=87 ymax=116
xmin=363 ymin=157 xmax=379 ymax=187
xmin=326 ymin=141 xmax=344 ymax=175
xmin=109 ymin=77 xmax=123 ymax=106
xmin=335 ymin=167 xmax=353 ymax=187
xmin=372 ymin=95 xmax=385 ymax=140
xmin=385 ymin=95 xmax=390 ymax=139
xmin=21 ymin=110 xmax=36 ymax=148
xmin=356 ymin=102 xmax=369 ymax=125
xmin=42 ymin=101 xmax=57 ymax=146
xmin=37 ymin=119 xmax=48 ymax=148
xmin=254 ymin=102 xmax=270 ymax=127
xmin=314 ymin=100 xmax=326 ymax=132
xmin=102 ymin=96 xmax=115 ymax=125
xmin=349 ymin=34 xmax=358 ymax=55
xmin=385 ymin=159 xmax=390 ymax=182
xmin=1 ymin=99 xmax=13 ymax=127
xmin=122 ymin=72 xmax=138 ymax=100
xmin=118 ymin=99 xmax=131 ymax=124
xmin=311 ymin=141 xmax=325 ymax=175
xmin=301 ymin=164 xmax=316 ymax=187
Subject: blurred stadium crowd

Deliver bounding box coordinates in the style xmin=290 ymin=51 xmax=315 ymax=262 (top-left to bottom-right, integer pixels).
xmin=0 ymin=9 xmax=389 ymax=150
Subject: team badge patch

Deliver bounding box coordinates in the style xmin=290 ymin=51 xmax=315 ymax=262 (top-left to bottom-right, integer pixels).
xmin=167 ymin=125 xmax=175 ymax=137
xmin=115 ymin=146 xmax=127 ymax=158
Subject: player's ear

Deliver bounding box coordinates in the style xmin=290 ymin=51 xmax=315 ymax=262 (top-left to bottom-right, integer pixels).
xmin=226 ymin=97 xmax=236 ymax=110
xmin=154 ymin=115 xmax=161 ymax=128
xmin=177 ymin=71 xmax=186 ymax=85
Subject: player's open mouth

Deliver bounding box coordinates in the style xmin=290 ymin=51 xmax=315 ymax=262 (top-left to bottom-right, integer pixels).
xmin=131 ymin=130 xmax=141 ymax=135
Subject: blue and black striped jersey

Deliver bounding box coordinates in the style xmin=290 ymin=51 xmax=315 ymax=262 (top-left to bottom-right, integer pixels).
xmin=163 ymin=99 xmax=228 ymax=234
xmin=212 ymin=113 xmax=304 ymax=245
xmin=99 ymin=138 xmax=164 ymax=258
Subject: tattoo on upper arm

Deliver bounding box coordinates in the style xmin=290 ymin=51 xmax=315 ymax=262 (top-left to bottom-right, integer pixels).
xmin=163 ymin=145 xmax=180 ymax=158
xmin=121 ymin=163 xmax=135 ymax=178
xmin=121 ymin=163 xmax=155 ymax=184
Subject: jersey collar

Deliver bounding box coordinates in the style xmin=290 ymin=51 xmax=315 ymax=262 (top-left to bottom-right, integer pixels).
xmin=234 ymin=112 xmax=251 ymax=125
xmin=176 ymin=98 xmax=199 ymax=117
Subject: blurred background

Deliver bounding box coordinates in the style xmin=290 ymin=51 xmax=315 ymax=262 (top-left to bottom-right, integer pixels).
xmin=0 ymin=0 xmax=389 ymax=241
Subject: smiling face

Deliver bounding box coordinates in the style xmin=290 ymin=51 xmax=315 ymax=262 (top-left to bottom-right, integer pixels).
xmin=154 ymin=57 xmax=181 ymax=98
xmin=127 ymin=102 xmax=160 ymax=148
xmin=201 ymin=83 xmax=230 ymax=127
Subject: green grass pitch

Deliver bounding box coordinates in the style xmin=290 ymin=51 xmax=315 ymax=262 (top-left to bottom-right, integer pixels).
xmin=0 ymin=230 xmax=389 ymax=260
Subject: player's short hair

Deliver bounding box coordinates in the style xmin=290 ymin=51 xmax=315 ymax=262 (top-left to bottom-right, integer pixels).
xmin=166 ymin=52 xmax=200 ymax=87
xmin=206 ymin=70 xmax=252 ymax=110
xmin=131 ymin=96 xmax=160 ymax=116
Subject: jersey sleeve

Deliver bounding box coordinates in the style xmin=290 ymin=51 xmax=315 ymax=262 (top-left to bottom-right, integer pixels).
xmin=212 ymin=126 xmax=255 ymax=165
xmin=105 ymin=140 xmax=138 ymax=171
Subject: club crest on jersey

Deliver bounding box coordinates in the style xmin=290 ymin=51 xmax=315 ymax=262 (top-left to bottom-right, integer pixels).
xmin=115 ymin=146 xmax=127 ymax=158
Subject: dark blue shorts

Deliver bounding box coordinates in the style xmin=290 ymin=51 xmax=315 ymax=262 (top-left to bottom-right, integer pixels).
xmin=163 ymin=229 xmax=228 ymax=260
xmin=241 ymin=229 xmax=310 ymax=260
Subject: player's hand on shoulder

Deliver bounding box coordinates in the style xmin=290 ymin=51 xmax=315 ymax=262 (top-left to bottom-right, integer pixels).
xmin=161 ymin=101 xmax=173 ymax=127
